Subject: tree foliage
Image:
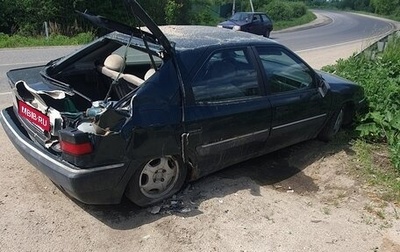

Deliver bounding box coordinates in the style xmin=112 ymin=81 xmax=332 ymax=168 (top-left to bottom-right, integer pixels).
xmin=260 ymin=1 xmax=307 ymax=21
xmin=370 ymin=0 xmax=400 ymax=15
xmin=0 ymin=0 xmax=307 ymax=35
xmin=0 ymin=0 xmax=129 ymax=35
xmin=325 ymin=0 xmax=400 ymax=15
xmin=0 ymin=0 xmax=194 ymax=35
xmin=2 ymin=0 xmax=399 ymax=36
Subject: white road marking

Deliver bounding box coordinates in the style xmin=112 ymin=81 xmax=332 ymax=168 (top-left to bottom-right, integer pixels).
xmin=296 ymin=38 xmax=370 ymax=53
xmin=0 ymin=92 xmax=12 ymax=96
xmin=296 ymin=25 xmax=395 ymax=53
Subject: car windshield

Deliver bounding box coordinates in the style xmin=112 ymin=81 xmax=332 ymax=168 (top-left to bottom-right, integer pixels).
xmin=230 ymin=13 xmax=251 ymax=22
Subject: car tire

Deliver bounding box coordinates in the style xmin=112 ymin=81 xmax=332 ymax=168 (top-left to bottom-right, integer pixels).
xmin=318 ymin=107 xmax=344 ymax=142
xmin=125 ymin=155 xmax=187 ymax=207
xmin=264 ymin=30 xmax=271 ymax=38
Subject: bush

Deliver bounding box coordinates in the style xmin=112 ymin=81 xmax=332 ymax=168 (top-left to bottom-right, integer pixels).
xmin=262 ymin=1 xmax=307 ymax=21
xmin=263 ymin=1 xmax=293 ymax=21
xmin=288 ymin=2 xmax=307 ymax=19
xmin=322 ymin=37 xmax=400 ymax=171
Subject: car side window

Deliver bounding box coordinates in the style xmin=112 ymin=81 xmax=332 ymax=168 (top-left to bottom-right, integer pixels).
xmin=256 ymin=47 xmax=314 ymax=94
xmin=191 ymin=48 xmax=261 ymax=103
xmin=261 ymin=14 xmax=271 ymax=23
xmin=253 ymin=15 xmax=261 ymax=23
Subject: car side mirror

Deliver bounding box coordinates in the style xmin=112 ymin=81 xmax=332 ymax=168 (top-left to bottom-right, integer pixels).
xmin=318 ymin=77 xmax=330 ymax=98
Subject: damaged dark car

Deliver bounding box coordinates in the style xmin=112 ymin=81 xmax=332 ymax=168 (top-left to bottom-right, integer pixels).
xmin=0 ymin=0 xmax=365 ymax=206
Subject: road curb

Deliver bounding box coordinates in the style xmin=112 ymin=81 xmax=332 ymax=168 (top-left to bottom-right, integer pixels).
xmin=274 ymin=10 xmax=333 ymax=34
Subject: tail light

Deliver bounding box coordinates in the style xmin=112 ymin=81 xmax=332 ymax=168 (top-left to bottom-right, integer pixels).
xmin=60 ymin=141 xmax=93 ymax=155
xmin=59 ymin=129 xmax=93 ymax=156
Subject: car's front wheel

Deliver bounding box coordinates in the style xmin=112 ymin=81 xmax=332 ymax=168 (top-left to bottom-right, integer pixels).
xmin=318 ymin=107 xmax=344 ymax=142
xmin=125 ymin=156 xmax=187 ymax=207
xmin=264 ymin=29 xmax=271 ymax=38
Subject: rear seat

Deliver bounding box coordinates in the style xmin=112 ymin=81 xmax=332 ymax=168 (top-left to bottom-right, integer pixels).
xmin=98 ymin=54 xmax=156 ymax=87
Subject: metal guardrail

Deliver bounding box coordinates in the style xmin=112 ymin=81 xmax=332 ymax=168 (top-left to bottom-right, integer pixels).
xmin=361 ymin=30 xmax=400 ymax=60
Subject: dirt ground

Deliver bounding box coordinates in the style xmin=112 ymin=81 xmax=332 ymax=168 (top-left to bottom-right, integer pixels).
xmin=1 ymin=14 xmax=400 ymax=252
xmin=1 ymin=96 xmax=400 ymax=252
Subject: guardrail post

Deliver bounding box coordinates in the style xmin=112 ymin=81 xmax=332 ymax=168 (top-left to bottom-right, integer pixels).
xmin=44 ymin=21 xmax=49 ymax=40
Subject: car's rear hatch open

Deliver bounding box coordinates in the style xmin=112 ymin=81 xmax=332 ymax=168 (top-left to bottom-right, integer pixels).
xmin=3 ymin=0 xmax=176 ymax=166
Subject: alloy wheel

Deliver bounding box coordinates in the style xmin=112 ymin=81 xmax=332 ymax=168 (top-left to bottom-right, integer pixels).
xmin=138 ymin=156 xmax=179 ymax=199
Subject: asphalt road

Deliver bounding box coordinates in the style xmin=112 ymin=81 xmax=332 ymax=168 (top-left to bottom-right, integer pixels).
xmin=275 ymin=10 xmax=395 ymax=51
xmin=0 ymin=46 xmax=78 ymax=93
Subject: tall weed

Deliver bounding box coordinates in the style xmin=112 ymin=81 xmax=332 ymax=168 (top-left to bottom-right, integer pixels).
xmin=323 ymin=37 xmax=400 ymax=170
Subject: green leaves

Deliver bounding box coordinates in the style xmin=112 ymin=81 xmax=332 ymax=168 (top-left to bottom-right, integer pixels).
xmin=261 ymin=1 xmax=307 ymax=21
xmin=323 ymin=36 xmax=400 ymax=171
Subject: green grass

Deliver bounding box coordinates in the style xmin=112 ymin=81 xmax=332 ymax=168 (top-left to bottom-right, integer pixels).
xmin=0 ymin=32 xmax=94 ymax=48
xmin=274 ymin=11 xmax=316 ymax=31
xmin=322 ymin=37 xmax=400 ymax=171
xmin=352 ymin=140 xmax=400 ymax=203
xmin=322 ymin=34 xmax=400 ymax=205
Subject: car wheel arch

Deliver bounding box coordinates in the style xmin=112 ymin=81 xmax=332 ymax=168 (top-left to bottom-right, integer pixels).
xmin=185 ymin=156 xmax=200 ymax=181
xmin=342 ymin=101 xmax=356 ymax=126
xmin=318 ymin=105 xmax=345 ymax=142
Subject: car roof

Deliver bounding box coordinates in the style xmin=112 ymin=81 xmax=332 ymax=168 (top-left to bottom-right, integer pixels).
xmin=106 ymin=25 xmax=278 ymax=54
xmin=158 ymin=25 xmax=277 ymax=51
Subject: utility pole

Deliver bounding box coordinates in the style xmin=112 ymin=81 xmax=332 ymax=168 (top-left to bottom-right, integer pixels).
xmin=232 ymin=0 xmax=254 ymax=15
xmin=249 ymin=0 xmax=254 ymax=12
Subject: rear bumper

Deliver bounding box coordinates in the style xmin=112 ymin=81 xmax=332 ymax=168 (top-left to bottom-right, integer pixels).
xmin=0 ymin=107 xmax=129 ymax=204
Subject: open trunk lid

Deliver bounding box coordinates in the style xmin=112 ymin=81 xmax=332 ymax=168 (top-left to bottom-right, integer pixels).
xmin=4 ymin=0 xmax=173 ymax=166
xmin=77 ymin=0 xmax=173 ymax=56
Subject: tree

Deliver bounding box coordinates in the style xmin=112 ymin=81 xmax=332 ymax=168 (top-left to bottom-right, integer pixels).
xmin=371 ymin=0 xmax=400 ymax=15
xmin=165 ymin=0 xmax=191 ymax=24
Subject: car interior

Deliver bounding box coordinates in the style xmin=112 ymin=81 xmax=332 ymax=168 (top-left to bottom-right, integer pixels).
xmin=48 ymin=39 xmax=162 ymax=111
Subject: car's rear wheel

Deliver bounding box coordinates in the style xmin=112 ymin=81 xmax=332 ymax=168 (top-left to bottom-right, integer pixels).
xmin=318 ymin=107 xmax=344 ymax=142
xmin=264 ymin=29 xmax=271 ymax=38
xmin=125 ymin=155 xmax=186 ymax=207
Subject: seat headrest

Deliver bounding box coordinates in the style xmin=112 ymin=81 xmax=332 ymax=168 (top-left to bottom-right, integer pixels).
xmin=104 ymin=54 xmax=124 ymax=71
xmin=144 ymin=68 xmax=156 ymax=80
